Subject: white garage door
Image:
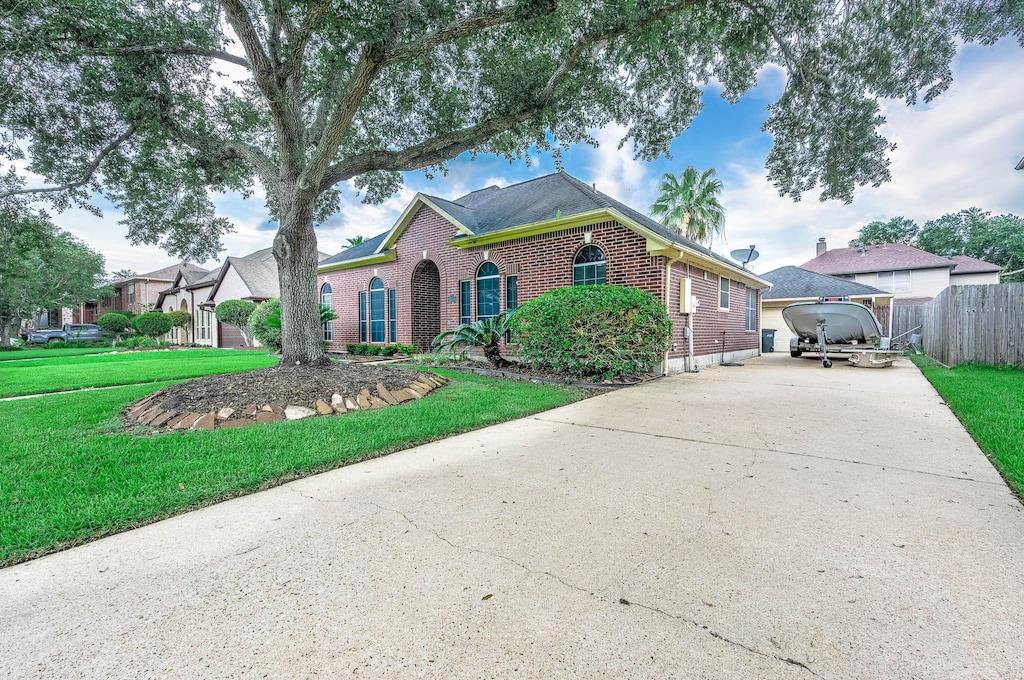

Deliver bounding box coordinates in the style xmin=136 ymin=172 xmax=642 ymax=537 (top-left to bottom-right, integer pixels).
xmin=761 ymin=306 xmax=793 ymax=353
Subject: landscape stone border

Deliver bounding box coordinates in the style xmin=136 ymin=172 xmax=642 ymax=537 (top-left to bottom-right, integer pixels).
xmin=123 ymin=372 xmax=450 ymax=432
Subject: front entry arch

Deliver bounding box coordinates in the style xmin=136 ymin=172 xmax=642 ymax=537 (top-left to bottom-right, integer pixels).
xmin=410 ymin=259 xmax=440 ymax=352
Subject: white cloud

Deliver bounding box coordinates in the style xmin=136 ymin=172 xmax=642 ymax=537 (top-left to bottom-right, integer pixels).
xmin=717 ymin=39 xmax=1024 ymax=275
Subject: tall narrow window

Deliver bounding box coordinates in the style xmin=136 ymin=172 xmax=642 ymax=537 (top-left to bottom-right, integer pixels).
xmin=369 ymin=277 xmax=385 ymax=342
xmin=358 ymin=291 xmax=367 ymax=343
xmin=387 ymin=289 xmax=397 ymax=342
xmin=573 ymin=245 xmax=606 ymax=286
xmin=719 ymin=276 xmax=730 ymax=310
xmin=128 ymin=283 xmax=136 ymax=303
xmin=476 ymin=262 xmax=500 ymax=320
xmin=745 ymin=288 xmax=757 ymax=331
xmin=505 ymin=275 xmax=518 ymax=311
xmin=459 ymin=280 xmax=471 ymax=326
xmin=320 ymin=283 xmax=333 ymax=341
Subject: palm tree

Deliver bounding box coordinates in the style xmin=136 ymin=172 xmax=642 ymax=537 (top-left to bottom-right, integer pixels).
xmin=344 ymin=235 xmax=366 ymax=248
xmin=650 ymin=167 xmax=726 ymax=247
xmin=432 ymin=310 xmax=516 ymax=368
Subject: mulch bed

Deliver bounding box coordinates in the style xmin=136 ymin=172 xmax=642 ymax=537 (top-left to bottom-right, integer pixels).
xmin=153 ymin=362 xmax=432 ymax=414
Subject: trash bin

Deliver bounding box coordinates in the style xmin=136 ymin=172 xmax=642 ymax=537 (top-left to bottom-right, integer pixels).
xmin=761 ymin=328 xmax=776 ymax=353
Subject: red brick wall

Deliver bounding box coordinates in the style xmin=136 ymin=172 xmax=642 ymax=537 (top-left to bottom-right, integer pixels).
xmin=319 ymin=205 xmax=760 ymax=364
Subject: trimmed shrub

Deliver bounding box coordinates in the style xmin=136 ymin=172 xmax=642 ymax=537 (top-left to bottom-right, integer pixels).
xmin=510 ymin=285 xmax=672 ymax=379
xmin=250 ymin=298 xmax=282 ymax=353
xmin=97 ymin=312 xmax=131 ymax=344
xmin=119 ymin=335 xmax=161 ymax=349
xmin=132 ymin=311 xmax=173 ymax=337
xmin=215 ymin=299 xmax=257 ymax=346
xmin=167 ymin=310 xmax=191 ymax=342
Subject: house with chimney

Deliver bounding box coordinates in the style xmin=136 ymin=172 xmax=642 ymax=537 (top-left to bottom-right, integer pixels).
xmin=801 ymin=238 xmax=1001 ymax=305
xmin=316 ymin=172 xmax=772 ymax=372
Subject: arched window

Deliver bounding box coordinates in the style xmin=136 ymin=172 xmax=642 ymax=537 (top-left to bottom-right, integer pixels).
xmin=573 ymin=245 xmax=606 ymax=286
xmin=369 ymin=277 xmax=385 ymax=342
xmin=476 ymin=261 xmax=500 ymax=320
xmin=320 ymin=283 xmax=333 ymax=341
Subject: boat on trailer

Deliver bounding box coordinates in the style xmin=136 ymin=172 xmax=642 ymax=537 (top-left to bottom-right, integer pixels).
xmin=782 ymin=298 xmax=901 ymax=368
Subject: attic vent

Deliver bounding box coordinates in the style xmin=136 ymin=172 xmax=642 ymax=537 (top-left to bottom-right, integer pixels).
xmin=857 ymin=246 xmax=865 ymax=253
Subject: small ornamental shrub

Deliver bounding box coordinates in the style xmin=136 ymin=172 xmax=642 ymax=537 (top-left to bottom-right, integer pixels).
xmin=345 ymin=343 xmax=415 ymax=356
xmin=119 ymin=335 xmax=161 ymax=349
xmin=432 ymin=311 xmax=515 ymax=368
xmin=132 ymin=311 xmax=173 ymax=337
xmin=97 ymin=312 xmax=131 ymax=345
xmin=250 ymin=298 xmax=282 ymax=353
xmin=215 ymin=299 xmax=257 ymax=346
xmin=509 ymin=285 xmax=671 ymax=379
xmin=167 ymin=310 xmax=191 ymax=343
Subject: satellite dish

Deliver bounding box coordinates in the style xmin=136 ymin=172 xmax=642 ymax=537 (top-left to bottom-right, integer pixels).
xmin=730 ymin=245 xmax=760 ymax=269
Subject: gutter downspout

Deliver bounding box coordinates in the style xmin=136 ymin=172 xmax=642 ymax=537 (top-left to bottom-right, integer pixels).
xmin=664 ymin=250 xmax=686 ymax=375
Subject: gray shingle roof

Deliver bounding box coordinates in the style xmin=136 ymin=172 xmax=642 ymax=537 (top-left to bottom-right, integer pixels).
xmin=321 ymin=171 xmax=745 ymax=273
xmin=761 ymin=266 xmax=887 ymax=300
xmin=319 ymin=233 xmax=389 ymax=267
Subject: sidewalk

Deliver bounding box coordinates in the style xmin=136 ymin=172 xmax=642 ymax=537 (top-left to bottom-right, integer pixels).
xmin=1 ymin=354 xmax=1021 ymax=678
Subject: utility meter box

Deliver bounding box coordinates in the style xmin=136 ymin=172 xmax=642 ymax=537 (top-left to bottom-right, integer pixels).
xmin=680 ymin=278 xmax=694 ymax=314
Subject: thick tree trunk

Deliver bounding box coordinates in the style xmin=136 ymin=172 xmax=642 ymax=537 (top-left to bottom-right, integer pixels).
xmin=273 ymin=192 xmax=329 ymax=366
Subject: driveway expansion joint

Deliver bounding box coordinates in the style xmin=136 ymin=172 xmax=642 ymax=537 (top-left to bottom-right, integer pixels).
xmin=530 ymin=416 xmax=998 ymax=486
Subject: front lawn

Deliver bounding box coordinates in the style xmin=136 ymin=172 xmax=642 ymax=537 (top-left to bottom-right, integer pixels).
xmin=0 ymin=348 xmax=279 ymax=398
xmin=910 ymin=355 xmax=1024 ymax=497
xmin=0 ymin=369 xmax=585 ymax=566
xmin=0 ymin=346 xmax=121 ymax=361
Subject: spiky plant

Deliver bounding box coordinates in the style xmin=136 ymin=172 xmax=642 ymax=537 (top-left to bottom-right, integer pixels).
xmin=432 ymin=310 xmax=515 ymax=369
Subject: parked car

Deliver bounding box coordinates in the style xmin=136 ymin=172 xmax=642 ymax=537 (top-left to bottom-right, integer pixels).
xmin=25 ymin=323 xmax=105 ymax=345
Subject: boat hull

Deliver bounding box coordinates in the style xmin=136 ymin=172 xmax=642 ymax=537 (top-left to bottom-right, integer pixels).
xmin=782 ymin=301 xmax=883 ymax=346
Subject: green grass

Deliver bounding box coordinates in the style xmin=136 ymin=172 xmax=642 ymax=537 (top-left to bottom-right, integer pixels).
xmin=0 ymin=348 xmax=279 ymax=397
xmin=910 ymin=355 xmax=1024 ymax=497
xmin=0 ymin=368 xmax=586 ymax=566
xmin=0 ymin=346 xmax=121 ymax=361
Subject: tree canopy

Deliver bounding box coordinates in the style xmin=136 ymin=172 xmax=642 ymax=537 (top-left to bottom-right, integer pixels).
xmin=1 ymin=0 xmax=1019 ymax=361
xmin=0 ymin=172 xmax=109 ymax=343
xmin=849 ymin=208 xmax=1024 ymax=282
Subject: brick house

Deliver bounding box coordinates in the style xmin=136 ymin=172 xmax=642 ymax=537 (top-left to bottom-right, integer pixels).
xmin=70 ymin=263 xmax=209 ymax=324
xmin=317 ymin=172 xmax=771 ymax=372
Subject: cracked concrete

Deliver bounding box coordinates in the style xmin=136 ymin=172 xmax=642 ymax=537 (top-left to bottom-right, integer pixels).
xmin=2 ymin=353 xmax=1023 ymax=678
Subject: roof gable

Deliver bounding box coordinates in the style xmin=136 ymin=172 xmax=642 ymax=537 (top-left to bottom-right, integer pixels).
xmin=949 ymin=255 xmax=1002 ymax=274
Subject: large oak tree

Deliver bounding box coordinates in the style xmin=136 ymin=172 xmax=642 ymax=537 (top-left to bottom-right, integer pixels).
xmin=1 ymin=0 xmax=1019 ymax=363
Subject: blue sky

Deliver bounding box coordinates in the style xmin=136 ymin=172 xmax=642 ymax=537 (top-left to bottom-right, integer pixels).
xmin=48 ymin=37 xmax=1024 ymax=278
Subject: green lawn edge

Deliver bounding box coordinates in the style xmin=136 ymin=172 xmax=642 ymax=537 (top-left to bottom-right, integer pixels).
xmin=909 ymin=354 xmax=1024 ymax=499
xmin=0 ymin=368 xmax=588 ymax=567
xmin=0 ymin=348 xmax=278 ymax=398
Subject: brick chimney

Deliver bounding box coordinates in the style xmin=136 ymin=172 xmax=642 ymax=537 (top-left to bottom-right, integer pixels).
xmin=816 ymin=237 xmax=827 ymax=257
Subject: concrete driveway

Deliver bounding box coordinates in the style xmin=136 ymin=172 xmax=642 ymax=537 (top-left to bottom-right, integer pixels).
xmin=2 ymin=355 xmax=1022 ymax=678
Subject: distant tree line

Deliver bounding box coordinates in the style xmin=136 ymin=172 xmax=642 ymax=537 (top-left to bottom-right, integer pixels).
xmin=849 ymin=208 xmax=1024 ymax=282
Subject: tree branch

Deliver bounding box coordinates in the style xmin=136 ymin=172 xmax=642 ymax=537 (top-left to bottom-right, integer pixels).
xmin=38 ymin=43 xmax=250 ymax=69
xmin=732 ymin=0 xmax=800 ymax=71
xmin=164 ymin=122 xmax=277 ymax=188
xmin=279 ymin=0 xmax=333 ymax=82
xmin=383 ymin=5 xmax=524 ymax=64
xmin=219 ymin=0 xmax=290 ymax=130
xmin=0 ymin=125 xmax=138 ymax=200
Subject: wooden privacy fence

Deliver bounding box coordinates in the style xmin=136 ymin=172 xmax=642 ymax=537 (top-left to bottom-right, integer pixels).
xmin=922 ymin=283 xmax=1024 ymax=367
xmin=891 ymin=304 xmax=924 ymax=343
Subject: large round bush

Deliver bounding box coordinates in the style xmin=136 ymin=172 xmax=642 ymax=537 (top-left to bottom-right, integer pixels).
xmin=250 ymin=298 xmax=282 ymax=352
xmin=97 ymin=312 xmax=130 ymax=334
xmin=509 ymin=285 xmax=671 ymax=379
xmin=131 ymin=311 xmax=173 ymax=337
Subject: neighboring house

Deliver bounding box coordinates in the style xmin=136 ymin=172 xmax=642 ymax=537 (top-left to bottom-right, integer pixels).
xmin=947 ymin=255 xmax=1004 ymax=285
xmin=316 ymin=171 xmax=771 ymax=372
xmin=760 ymin=266 xmax=893 ymax=352
xmin=801 ymin=239 xmax=1001 ymax=304
xmin=70 ymin=263 xmax=209 ymax=324
xmin=158 ymin=247 xmax=329 ymax=348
